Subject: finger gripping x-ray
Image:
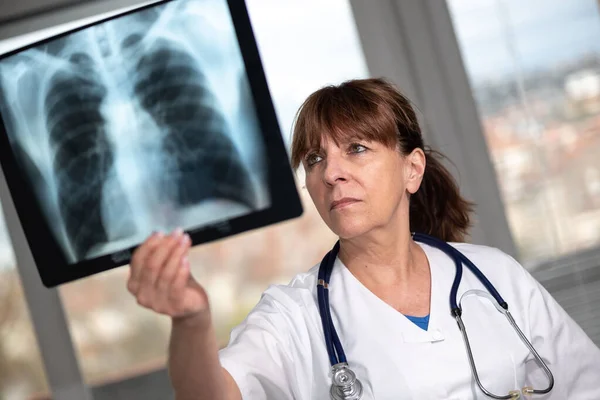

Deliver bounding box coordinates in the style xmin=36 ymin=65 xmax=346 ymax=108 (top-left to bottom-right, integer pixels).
xmin=0 ymin=0 xmax=270 ymax=265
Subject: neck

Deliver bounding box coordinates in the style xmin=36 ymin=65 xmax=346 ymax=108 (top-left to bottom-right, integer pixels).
xmin=337 ymin=213 xmax=423 ymax=286
xmin=336 ymin=214 xmax=432 ymax=316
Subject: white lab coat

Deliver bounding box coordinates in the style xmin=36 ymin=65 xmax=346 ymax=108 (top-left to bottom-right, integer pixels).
xmin=218 ymin=242 xmax=600 ymax=399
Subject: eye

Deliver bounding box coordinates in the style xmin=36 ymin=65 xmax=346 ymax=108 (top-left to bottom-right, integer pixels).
xmin=349 ymin=143 xmax=367 ymax=154
xmin=305 ymin=152 xmax=323 ymax=167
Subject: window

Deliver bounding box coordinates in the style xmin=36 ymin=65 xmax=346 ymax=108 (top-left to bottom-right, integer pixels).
xmin=447 ymin=0 xmax=600 ymax=266
xmin=0 ymin=205 xmax=49 ymax=400
xmin=447 ymin=0 xmax=600 ymax=347
xmin=1 ymin=0 xmax=368 ymax=387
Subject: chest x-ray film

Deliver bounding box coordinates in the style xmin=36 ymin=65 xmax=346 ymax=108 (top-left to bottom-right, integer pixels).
xmin=0 ymin=0 xmax=302 ymax=287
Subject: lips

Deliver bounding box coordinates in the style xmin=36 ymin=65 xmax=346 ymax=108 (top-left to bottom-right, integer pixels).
xmin=330 ymin=197 xmax=361 ymax=210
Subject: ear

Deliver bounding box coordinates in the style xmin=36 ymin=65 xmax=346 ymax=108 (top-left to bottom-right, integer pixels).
xmin=405 ymin=148 xmax=426 ymax=194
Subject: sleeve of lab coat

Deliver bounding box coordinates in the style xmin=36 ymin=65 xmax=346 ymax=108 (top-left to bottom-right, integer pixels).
xmin=510 ymin=256 xmax=600 ymax=398
xmin=218 ymin=290 xmax=304 ymax=400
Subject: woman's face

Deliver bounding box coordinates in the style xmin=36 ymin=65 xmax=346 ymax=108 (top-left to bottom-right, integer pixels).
xmin=303 ymin=135 xmax=425 ymax=239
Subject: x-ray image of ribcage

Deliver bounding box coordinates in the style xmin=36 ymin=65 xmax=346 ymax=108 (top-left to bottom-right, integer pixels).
xmin=0 ymin=0 xmax=270 ymax=263
xmin=44 ymin=54 xmax=125 ymax=261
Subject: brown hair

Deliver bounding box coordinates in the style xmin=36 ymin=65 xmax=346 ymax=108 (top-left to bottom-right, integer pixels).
xmin=290 ymin=77 xmax=474 ymax=242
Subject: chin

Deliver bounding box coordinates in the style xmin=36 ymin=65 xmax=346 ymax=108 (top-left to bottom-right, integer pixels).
xmin=328 ymin=218 xmax=373 ymax=240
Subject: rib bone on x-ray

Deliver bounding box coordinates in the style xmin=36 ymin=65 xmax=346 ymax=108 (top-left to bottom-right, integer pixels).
xmin=0 ymin=0 xmax=270 ymax=264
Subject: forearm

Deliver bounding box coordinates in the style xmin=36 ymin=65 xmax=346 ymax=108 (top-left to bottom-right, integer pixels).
xmin=168 ymin=311 xmax=240 ymax=400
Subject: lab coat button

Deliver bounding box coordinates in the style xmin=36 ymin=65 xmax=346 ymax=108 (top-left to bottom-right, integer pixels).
xmin=431 ymin=329 xmax=444 ymax=341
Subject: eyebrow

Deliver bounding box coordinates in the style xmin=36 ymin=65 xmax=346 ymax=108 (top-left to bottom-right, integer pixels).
xmin=305 ymin=135 xmax=368 ymax=153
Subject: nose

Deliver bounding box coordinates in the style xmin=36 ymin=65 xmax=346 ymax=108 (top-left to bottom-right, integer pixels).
xmin=322 ymin=153 xmax=348 ymax=186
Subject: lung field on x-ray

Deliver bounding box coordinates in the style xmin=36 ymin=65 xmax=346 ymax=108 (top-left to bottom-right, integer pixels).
xmin=0 ymin=1 xmax=267 ymax=263
xmin=44 ymin=52 xmax=128 ymax=262
xmin=133 ymin=38 xmax=257 ymax=210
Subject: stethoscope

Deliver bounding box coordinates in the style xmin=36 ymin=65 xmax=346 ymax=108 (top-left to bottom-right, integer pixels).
xmin=317 ymin=232 xmax=555 ymax=400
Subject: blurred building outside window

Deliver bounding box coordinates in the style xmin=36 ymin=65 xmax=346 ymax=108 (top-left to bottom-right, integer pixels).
xmin=447 ymin=0 xmax=600 ymax=266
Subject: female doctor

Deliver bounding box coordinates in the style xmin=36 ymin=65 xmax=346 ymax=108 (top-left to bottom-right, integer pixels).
xmin=126 ymin=78 xmax=600 ymax=399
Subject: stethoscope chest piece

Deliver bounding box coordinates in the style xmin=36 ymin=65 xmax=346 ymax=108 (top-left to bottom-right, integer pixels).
xmin=330 ymin=363 xmax=363 ymax=400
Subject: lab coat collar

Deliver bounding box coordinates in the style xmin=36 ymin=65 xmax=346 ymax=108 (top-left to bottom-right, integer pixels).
xmin=330 ymin=242 xmax=452 ymax=344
